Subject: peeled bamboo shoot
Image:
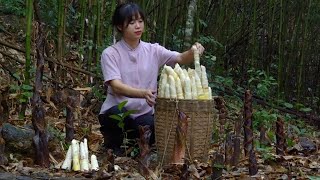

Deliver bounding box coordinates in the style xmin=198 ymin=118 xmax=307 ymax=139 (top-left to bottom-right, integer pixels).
xmin=159 ymin=74 xmax=168 ymax=98
xmin=91 ymin=154 xmax=99 ymax=171
xmin=190 ymin=76 xmax=197 ymax=99
xmin=194 ymin=72 xmax=204 ymax=98
xmin=208 ymin=87 xmax=212 ymax=99
xmin=164 ymin=65 xmax=178 ymax=79
xmin=164 ymin=84 xmax=170 ymax=98
xmin=61 ymin=145 xmax=72 ymax=170
xmin=175 ymin=76 xmax=184 ymax=99
xmin=201 ymin=65 xmax=209 ymax=88
xmin=168 ymin=75 xmax=177 ymax=99
xmin=72 ymin=139 xmax=80 ymax=171
xmin=80 ymin=142 xmax=89 ymax=172
xmin=184 ymin=76 xmax=192 ymax=99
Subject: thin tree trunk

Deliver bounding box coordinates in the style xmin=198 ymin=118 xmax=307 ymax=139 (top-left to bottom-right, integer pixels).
xmin=20 ymin=0 xmax=34 ymax=119
xmin=184 ymin=0 xmax=197 ymax=49
xmin=277 ymin=0 xmax=284 ymax=99
xmin=79 ymin=0 xmax=86 ymax=64
xmin=57 ymin=0 xmax=66 ymax=84
xmin=57 ymin=0 xmax=66 ymax=63
xmin=162 ymin=0 xmax=171 ymax=46
xmin=297 ymin=0 xmax=312 ymax=102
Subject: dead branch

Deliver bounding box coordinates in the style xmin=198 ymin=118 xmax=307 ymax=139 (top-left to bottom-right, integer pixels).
xmin=0 ymin=39 xmax=96 ymax=77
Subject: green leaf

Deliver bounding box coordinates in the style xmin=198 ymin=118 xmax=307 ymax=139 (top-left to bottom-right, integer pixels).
xmin=213 ymin=163 xmax=224 ymax=169
xmin=21 ymin=84 xmax=33 ymax=90
xmin=22 ymin=92 xmax=33 ymax=98
xmin=118 ymin=101 xmax=128 ymax=111
xmin=13 ymin=73 xmax=20 ymax=80
xmin=118 ymin=121 xmax=124 ymax=129
xmin=19 ymin=98 xmax=27 ymax=103
xmin=10 ymin=84 xmax=20 ymax=91
xmin=308 ymin=176 xmax=320 ymax=180
xmin=300 ymin=107 xmax=312 ymax=112
xmin=122 ymin=110 xmax=137 ymax=119
xmin=283 ymin=102 xmax=293 ymax=109
xmin=109 ymin=115 xmax=122 ymax=121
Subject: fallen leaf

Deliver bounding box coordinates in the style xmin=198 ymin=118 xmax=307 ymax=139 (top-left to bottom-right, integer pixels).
xmin=309 ymin=161 xmax=320 ymax=169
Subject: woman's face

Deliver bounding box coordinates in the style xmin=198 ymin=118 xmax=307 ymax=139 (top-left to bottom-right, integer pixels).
xmin=120 ymin=14 xmax=144 ymax=41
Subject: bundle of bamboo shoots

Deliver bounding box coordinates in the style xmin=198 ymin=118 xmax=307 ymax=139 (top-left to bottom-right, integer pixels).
xmin=61 ymin=138 xmax=99 ymax=172
xmin=158 ymin=47 xmax=212 ymax=100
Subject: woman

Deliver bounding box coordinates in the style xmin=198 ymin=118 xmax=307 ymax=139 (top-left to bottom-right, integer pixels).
xmin=99 ymin=2 xmax=204 ymax=155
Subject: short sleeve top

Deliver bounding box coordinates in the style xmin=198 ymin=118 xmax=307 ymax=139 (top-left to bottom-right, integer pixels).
xmin=99 ymin=39 xmax=179 ymax=119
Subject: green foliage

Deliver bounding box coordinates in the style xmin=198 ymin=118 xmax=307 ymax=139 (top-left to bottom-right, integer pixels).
xmin=256 ymin=146 xmax=275 ymax=162
xmin=290 ymin=124 xmax=308 ymax=136
xmin=109 ymin=101 xmax=137 ymax=129
xmin=214 ymin=75 xmax=234 ymax=88
xmin=10 ymin=83 xmax=33 ymax=103
xmin=247 ymin=68 xmax=277 ymax=98
xmin=199 ymin=35 xmax=223 ymax=48
xmin=0 ymin=0 xmax=25 ymax=16
xmin=92 ymin=85 xmax=106 ymax=101
xmin=109 ymin=101 xmax=137 ymax=155
xmin=253 ymin=110 xmax=277 ymax=129
xmin=38 ymin=0 xmax=58 ymax=29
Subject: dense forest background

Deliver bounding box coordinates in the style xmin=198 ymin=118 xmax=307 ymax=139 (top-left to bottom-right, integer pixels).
xmin=1 ymin=0 xmax=319 ymax=115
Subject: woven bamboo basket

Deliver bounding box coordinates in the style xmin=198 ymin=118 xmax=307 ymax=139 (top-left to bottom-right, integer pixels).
xmin=154 ymin=98 xmax=215 ymax=165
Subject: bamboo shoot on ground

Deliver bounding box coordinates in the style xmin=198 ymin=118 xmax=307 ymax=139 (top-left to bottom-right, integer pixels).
xmin=72 ymin=139 xmax=80 ymax=171
xmin=61 ymin=145 xmax=72 ymax=170
xmin=91 ymin=154 xmax=99 ymax=171
xmin=80 ymin=142 xmax=89 ymax=172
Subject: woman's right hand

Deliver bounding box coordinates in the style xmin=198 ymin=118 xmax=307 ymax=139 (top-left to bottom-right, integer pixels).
xmin=143 ymin=89 xmax=157 ymax=107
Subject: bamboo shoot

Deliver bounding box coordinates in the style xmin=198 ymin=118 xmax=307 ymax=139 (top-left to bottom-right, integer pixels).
xmin=61 ymin=145 xmax=72 ymax=170
xmin=168 ymin=75 xmax=177 ymax=99
xmin=91 ymin=154 xmax=99 ymax=171
xmin=80 ymin=142 xmax=89 ymax=172
xmin=72 ymin=139 xmax=80 ymax=171
xmin=175 ymin=76 xmax=184 ymax=99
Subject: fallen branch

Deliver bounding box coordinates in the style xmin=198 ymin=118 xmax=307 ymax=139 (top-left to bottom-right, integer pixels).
xmin=0 ymin=39 xmax=96 ymax=77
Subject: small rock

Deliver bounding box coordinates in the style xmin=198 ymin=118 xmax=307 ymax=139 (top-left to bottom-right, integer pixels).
xmin=299 ymin=137 xmax=316 ymax=152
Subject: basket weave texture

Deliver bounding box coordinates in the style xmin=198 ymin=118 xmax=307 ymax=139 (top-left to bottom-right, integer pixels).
xmin=154 ymin=98 xmax=215 ymax=165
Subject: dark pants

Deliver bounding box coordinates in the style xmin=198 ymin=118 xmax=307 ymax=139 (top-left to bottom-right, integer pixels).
xmin=98 ymin=105 xmax=155 ymax=149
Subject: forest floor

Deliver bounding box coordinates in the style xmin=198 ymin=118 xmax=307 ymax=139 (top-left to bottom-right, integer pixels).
xmin=0 ymin=15 xmax=320 ymax=180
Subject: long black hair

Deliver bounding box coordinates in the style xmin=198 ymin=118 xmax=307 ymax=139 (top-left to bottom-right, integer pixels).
xmin=112 ymin=2 xmax=145 ymax=33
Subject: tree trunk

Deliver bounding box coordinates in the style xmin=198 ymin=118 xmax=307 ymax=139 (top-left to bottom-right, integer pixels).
xmin=184 ymin=0 xmax=197 ymax=49
xmin=162 ymin=0 xmax=171 ymax=46
xmin=297 ymin=0 xmax=312 ymax=102
xmin=20 ymin=0 xmax=34 ymax=119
